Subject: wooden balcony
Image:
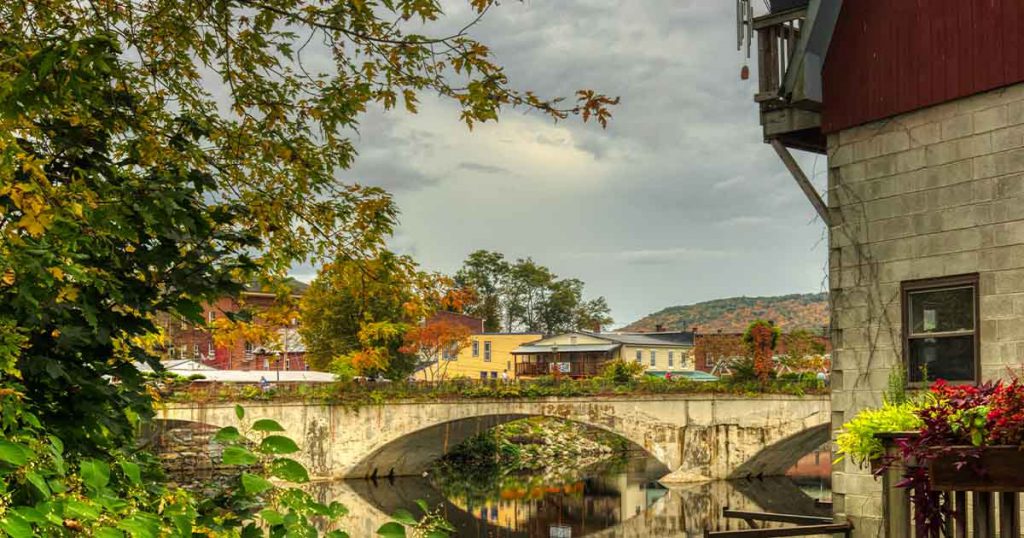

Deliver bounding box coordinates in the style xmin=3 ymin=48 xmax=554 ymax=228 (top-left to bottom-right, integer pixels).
xmin=753 ymin=6 xmax=825 ymax=153
xmin=878 ymin=434 xmax=1021 ymax=538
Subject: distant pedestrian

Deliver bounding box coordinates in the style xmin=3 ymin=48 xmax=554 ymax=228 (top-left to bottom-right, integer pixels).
xmin=665 ymin=372 xmax=672 ymax=381
xmin=259 ymin=376 xmax=270 ymax=392
xmin=816 ymin=371 xmax=828 ymax=386
xmin=501 ymin=370 xmax=510 ymax=383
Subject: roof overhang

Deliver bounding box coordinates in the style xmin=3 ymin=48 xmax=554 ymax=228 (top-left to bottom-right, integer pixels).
xmin=512 ymin=343 xmax=621 ymax=355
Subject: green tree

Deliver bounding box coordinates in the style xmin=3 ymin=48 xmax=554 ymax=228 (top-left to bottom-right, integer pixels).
xmin=1 ymin=0 xmax=613 ymax=533
xmin=454 ymin=250 xmax=509 ymax=332
xmin=455 ymin=252 xmax=613 ymax=333
xmin=300 ymin=252 xmax=420 ymax=376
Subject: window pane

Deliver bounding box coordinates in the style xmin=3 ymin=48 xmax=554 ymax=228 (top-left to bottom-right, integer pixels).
xmin=908 ymin=335 xmax=974 ymax=383
xmin=909 ymin=286 xmax=974 ymax=334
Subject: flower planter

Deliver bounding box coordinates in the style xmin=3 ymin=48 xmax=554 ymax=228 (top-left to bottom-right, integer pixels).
xmin=928 ymin=446 xmax=1024 ymax=492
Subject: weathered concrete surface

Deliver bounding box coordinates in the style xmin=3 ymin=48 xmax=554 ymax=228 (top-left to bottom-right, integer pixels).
xmin=157 ymin=394 xmax=829 ymax=483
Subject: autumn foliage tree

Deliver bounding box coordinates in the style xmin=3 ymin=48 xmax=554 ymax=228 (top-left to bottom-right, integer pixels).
xmin=1 ymin=0 xmax=612 ymax=534
xmin=300 ymin=252 xmax=471 ymax=378
xmin=744 ymin=320 xmax=781 ymax=384
xmin=401 ymin=319 xmax=474 ymax=381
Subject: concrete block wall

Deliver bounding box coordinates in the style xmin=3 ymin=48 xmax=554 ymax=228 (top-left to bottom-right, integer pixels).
xmin=827 ymin=82 xmax=1024 ymax=535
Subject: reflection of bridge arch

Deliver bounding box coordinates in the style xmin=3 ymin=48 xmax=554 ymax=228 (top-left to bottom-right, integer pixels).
xmin=310 ymin=473 xmax=830 ymax=538
xmin=156 ymin=394 xmax=829 ymax=481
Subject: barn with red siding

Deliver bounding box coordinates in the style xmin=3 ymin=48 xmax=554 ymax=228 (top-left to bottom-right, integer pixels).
xmin=823 ymin=1 xmax=1024 ymax=133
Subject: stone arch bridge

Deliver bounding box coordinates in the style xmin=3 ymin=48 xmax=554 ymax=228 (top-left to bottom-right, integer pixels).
xmin=155 ymin=394 xmax=829 ymax=483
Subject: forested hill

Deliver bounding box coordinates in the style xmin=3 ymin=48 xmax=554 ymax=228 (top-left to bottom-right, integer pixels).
xmin=621 ymin=292 xmax=829 ymax=333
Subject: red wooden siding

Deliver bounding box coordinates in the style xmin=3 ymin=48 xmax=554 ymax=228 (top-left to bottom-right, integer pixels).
xmin=822 ymin=0 xmax=1024 ymax=133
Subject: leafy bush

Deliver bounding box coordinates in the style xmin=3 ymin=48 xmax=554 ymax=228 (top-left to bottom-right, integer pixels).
xmin=0 ymin=391 xmax=450 ymax=536
xmin=834 ymin=401 xmax=923 ymax=464
xmin=598 ymin=359 xmax=645 ymax=385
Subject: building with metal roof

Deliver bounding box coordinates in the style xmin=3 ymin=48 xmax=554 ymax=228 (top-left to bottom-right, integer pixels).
xmin=511 ymin=331 xmax=696 ymax=378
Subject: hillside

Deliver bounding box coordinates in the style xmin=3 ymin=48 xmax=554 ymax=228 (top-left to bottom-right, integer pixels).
xmin=621 ymin=292 xmax=829 ymax=333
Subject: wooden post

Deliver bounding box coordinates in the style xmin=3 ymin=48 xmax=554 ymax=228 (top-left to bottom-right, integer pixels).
xmin=973 ymin=492 xmax=993 ymax=538
xmin=880 ymin=436 xmax=910 ymax=538
xmin=999 ymin=492 xmax=1019 ymax=538
xmin=770 ymin=139 xmax=832 ymax=227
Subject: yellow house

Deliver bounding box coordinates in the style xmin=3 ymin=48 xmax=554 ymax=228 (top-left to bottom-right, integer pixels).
xmin=511 ymin=331 xmax=695 ymax=378
xmin=430 ymin=333 xmax=544 ymax=381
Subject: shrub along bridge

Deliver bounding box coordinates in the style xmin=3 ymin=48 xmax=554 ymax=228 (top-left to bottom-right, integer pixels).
xmin=152 ymin=393 xmax=830 ymax=483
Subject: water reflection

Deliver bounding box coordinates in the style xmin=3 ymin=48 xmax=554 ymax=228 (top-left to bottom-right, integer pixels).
xmin=311 ymin=449 xmax=832 ymax=537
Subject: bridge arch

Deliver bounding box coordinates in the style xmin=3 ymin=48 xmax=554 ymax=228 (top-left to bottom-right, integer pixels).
xmin=347 ymin=412 xmax=657 ymax=478
xmin=728 ymin=421 xmax=831 ymax=479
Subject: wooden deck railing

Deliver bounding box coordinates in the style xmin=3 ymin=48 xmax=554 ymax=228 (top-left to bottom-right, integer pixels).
xmin=753 ymin=7 xmax=805 ymax=106
xmin=878 ymin=434 xmax=1022 ymax=538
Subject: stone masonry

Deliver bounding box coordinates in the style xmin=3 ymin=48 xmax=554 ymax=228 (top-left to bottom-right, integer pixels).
xmin=827 ymin=82 xmax=1024 ymax=536
xmin=156 ymin=394 xmax=828 ymax=483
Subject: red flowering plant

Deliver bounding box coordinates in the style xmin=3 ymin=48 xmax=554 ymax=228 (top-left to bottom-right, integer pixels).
xmin=882 ymin=379 xmax=1012 ymax=538
xmin=985 ymin=380 xmax=1024 ymax=445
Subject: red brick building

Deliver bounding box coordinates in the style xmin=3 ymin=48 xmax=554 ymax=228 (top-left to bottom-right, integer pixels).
xmin=693 ymin=330 xmax=831 ymax=372
xmin=424 ymin=310 xmax=485 ymax=334
xmin=158 ymin=280 xmax=309 ymax=371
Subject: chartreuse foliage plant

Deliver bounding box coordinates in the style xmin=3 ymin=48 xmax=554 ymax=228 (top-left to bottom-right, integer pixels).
xmin=834 ymin=400 xmax=924 ymax=465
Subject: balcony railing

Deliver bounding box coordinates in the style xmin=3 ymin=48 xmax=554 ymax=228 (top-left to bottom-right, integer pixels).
xmin=753 ymin=7 xmax=805 ymax=107
xmin=878 ymin=434 xmax=1022 ymax=538
xmin=514 ymin=356 xmax=609 ymax=379
xmin=751 ymin=6 xmax=825 ymax=153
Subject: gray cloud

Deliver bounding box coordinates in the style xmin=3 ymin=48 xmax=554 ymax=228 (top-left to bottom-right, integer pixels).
xmin=457 ymin=162 xmax=510 ymax=175
xmin=298 ymin=1 xmax=828 ymax=325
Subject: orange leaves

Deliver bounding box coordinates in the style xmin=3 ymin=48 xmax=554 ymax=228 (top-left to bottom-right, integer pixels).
xmin=576 ymin=90 xmax=620 ymax=129
xmin=401 ymin=318 xmax=472 ymax=360
xmin=349 ymin=348 xmax=387 ymax=371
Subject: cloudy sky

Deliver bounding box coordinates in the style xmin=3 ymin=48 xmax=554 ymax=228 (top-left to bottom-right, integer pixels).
xmin=297 ymin=0 xmax=830 ymax=327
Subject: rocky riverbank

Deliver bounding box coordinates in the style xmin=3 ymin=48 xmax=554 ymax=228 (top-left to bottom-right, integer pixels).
xmin=429 ymin=417 xmax=635 ymax=500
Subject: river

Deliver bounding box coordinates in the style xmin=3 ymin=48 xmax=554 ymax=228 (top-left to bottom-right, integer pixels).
xmin=309 ymin=449 xmax=832 ymax=537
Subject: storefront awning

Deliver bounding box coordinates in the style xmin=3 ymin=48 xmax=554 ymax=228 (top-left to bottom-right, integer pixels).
xmin=511 ymin=344 xmax=620 ymax=354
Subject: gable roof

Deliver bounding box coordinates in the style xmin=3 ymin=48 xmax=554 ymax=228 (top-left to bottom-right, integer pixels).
xmin=589 ymin=331 xmax=695 ymax=346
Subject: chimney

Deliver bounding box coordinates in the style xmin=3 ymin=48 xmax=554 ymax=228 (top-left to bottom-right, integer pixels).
xmin=691 ymin=326 xmax=699 ymax=334
xmin=655 ymin=323 xmax=665 ymax=333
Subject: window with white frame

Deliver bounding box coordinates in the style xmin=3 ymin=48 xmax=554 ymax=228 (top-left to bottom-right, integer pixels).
xmin=208 ymin=310 xmax=216 ymax=323
xmin=635 ymin=349 xmax=642 ymax=363
xmin=668 ymin=351 xmax=674 ymax=367
xmin=649 ymin=350 xmax=656 ymax=367
xmin=903 ymin=274 xmax=978 ymax=384
xmin=472 ymin=340 xmax=480 ymax=358
xmin=484 ymin=341 xmax=492 ymax=362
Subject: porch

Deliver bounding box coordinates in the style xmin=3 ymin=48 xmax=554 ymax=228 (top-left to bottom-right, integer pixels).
xmin=511 ymin=344 xmax=620 ymax=379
